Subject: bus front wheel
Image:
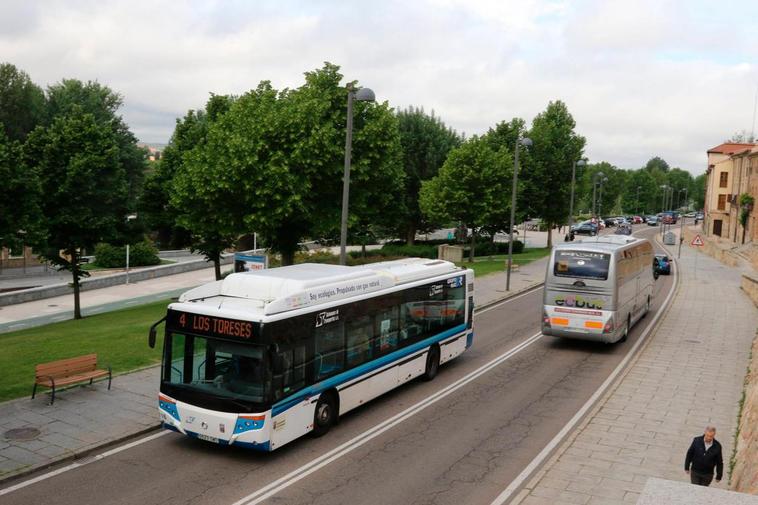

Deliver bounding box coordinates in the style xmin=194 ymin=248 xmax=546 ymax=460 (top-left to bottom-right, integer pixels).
xmin=422 ymin=345 xmax=440 ymax=381
xmin=311 ymin=392 xmax=337 ymax=437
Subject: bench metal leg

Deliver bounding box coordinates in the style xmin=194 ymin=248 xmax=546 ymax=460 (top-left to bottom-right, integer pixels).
xmin=89 ymin=378 xmax=93 ymax=385
xmin=107 ymin=366 xmax=112 ymax=390
xmin=32 ymin=383 xmax=37 ymax=399
xmin=50 ymin=378 xmax=56 ymax=405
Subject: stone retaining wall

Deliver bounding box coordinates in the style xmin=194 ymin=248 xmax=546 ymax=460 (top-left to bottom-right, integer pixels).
xmin=742 ymin=274 xmax=758 ymax=308
xmin=0 ymin=255 xmax=232 ymax=307
xmin=681 ymin=226 xmax=742 ymax=267
xmin=731 ymin=332 xmax=758 ymax=494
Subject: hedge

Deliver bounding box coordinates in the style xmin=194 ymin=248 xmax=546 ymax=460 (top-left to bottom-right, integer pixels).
xmin=94 ymin=241 xmax=161 ymax=268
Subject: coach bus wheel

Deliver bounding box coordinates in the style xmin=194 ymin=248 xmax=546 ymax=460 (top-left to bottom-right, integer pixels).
xmin=312 ymin=392 xmax=337 ymax=437
xmin=422 ymin=345 xmax=440 ymax=381
xmin=619 ymin=317 xmax=630 ymax=343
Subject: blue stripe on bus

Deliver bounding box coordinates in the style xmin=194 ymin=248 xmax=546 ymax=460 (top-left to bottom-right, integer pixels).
xmin=271 ymin=323 xmax=467 ymax=417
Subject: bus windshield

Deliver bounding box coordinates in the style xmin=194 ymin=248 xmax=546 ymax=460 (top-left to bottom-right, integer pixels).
xmin=164 ymin=333 xmax=269 ymax=406
xmin=553 ymin=250 xmax=611 ymax=281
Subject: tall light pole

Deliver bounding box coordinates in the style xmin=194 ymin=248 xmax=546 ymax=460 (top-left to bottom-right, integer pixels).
xmin=125 ymin=213 xmax=137 ymax=283
xmin=339 ymin=84 xmax=376 ymax=266
xmin=636 ymin=186 xmax=642 ymax=215
xmin=598 ymin=176 xmax=609 ymax=218
xmin=592 ymin=171 xmax=605 ymax=218
xmin=660 ymin=185 xmax=668 ymax=213
xmin=568 ymin=158 xmax=586 ymax=240
xmin=679 ymin=188 xmax=688 ymax=211
xmin=506 ymin=136 xmax=532 ymax=291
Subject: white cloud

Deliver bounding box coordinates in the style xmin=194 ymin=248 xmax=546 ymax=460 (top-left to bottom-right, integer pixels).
xmin=1 ymin=0 xmax=756 ymax=174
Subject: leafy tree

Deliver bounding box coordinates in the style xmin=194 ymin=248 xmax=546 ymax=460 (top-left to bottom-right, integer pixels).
xmin=523 ymin=101 xmax=585 ymax=246
xmin=396 ymin=107 xmax=461 ymax=244
xmin=692 ymin=173 xmax=706 ymax=210
xmin=140 ymin=107 xmax=211 ymax=249
xmin=644 ymin=156 xmax=670 ymax=173
xmin=0 ymin=126 xmax=42 ymax=251
xmin=176 ymin=63 xmax=403 ymax=268
xmin=665 ymin=168 xmax=695 ymax=209
xmin=621 ymin=169 xmax=658 ymax=215
xmin=0 ymin=63 xmax=45 ymax=142
xmin=46 ymin=79 xmax=147 ymax=213
xmin=419 ymin=136 xmax=511 ymax=261
xmin=168 ymin=95 xmax=236 ymax=279
xmin=23 ymin=109 xmax=127 ymax=319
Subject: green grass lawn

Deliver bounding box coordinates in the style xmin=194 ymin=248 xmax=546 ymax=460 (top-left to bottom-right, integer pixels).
xmin=0 ymin=299 xmax=170 ymax=402
xmin=456 ymin=247 xmax=551 ymax=277
xmin=81 ymin=259 xmax=175 ymax=271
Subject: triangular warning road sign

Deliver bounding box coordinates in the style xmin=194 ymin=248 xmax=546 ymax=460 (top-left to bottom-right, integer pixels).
xmin=691 ymin=234 xmax=704 ymax=247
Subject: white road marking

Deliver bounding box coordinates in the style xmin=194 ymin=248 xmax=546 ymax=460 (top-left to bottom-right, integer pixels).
xmin=232 ymin=332 xmax=545 ymax=505
xmin=0 ymin=430 xmax=169 ymax=496
xmin=489 ymin=241 xmax=678 ymax=505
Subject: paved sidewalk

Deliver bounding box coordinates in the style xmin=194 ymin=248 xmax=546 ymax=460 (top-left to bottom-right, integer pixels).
xmin=515 ymin=231 xmax=758 ymax=504
xmin=0 ymin=257 xmax=547 ymax=483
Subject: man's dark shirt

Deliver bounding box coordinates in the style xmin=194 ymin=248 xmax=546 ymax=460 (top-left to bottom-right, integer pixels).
xmin=685 ymin=435 xmax=723 ymax=480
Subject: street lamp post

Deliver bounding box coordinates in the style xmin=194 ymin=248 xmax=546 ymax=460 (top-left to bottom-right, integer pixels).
xmin=567 ymin=159 xmax=586 ymax=240
xmin=598 ymin=176 xmax=608 ymax=218
xmin=636 ymin=186 xmax=642 ymax=215
xmin=339 ymin=84 xmax=376 ymax=265
xmin=125 ymin=214 xmax=137 ymax=283
xmin=506 ymin=136 xmax=532 ymax=291
xmin=592 ymin=171 xmax=605 ymax=218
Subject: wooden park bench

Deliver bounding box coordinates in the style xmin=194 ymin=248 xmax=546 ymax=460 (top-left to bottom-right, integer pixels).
xmin=32 ymin=354 xmax=112 ymax=405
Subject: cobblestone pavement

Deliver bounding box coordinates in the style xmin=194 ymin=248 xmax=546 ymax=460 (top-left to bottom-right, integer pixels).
xmin=514 ymin=231 xmax=758 ymax=504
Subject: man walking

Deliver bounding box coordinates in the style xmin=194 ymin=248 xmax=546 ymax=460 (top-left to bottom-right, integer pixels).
xmin=684 ymin=425 xmax=723 ymax=486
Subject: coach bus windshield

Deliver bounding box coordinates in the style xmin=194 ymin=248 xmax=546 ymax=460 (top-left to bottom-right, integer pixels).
xmin=553 ymin=250 xmax=611 ymax=281
xmin=162 ymin=333 xmax=269 ymax=412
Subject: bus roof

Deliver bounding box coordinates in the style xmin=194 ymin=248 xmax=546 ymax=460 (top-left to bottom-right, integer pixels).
xmin=174 ymin=258 xmax=463 ymax=318
xmin=554 ymin=235 xmax=644 ymax=253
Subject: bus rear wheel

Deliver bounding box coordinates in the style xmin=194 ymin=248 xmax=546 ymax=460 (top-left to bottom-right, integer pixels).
xmin=422 ymin=345 xmax=440 ymax=381
xmin=311 ymin=392 xmax=337 ymax=437
xmin=619 ymin=317 xmax=630 ymax=343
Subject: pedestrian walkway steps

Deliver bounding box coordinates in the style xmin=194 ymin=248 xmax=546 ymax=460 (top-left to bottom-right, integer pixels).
xmin=638 ymin=478 xmax=758 ymax=504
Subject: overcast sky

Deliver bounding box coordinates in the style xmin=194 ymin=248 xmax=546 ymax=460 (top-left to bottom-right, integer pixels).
xmin=2 ymin=0 xmax=757 ymax=174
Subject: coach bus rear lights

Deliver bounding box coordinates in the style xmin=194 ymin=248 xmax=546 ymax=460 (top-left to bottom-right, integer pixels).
xmin=603 ymin=318 xmax=614 ymax=334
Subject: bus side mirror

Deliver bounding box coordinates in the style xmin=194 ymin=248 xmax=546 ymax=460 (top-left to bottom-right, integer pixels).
xmin=148 ymin=315 xmax=167 ymax=349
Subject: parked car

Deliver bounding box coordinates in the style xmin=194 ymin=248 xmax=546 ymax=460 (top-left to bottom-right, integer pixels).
xmin=572 ymin=220 xmax=598 ymax=236
xmin=654 ymin=254 xmax=671 ymax=276
xmin=684 ymin=212 xmax=696 ymax=218
xmin=603 ymin=217 xmax=616 ymax=227
xmin=647 ymin=215 xmax=659 ymax=226
xmin=615 ymin=224 xmax=632 ymax=235
xmin=632 ymin=216 xmax=643 ymax=224
xmin=695 ymin=212 xmax=704 ymax=220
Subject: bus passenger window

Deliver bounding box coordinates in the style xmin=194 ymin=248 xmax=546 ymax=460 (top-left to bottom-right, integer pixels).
xmin=346 ymin=316 xmax=372 ymax=367
xmin=375 ymin=306 xmax=399 ymax=353
xmin=315 ymin=322 xmax=344 ymax=379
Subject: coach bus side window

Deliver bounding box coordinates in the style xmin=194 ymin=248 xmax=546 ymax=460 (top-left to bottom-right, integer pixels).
xmin=446 ymin=282 xmax=465 ymax=327
xmin=166 ymin=333 xmax=187 ymax=383
xmin=400 ymin=288 xmax=427 ymax=344
xmin=314 ymin=321 xmax=345 ymax=380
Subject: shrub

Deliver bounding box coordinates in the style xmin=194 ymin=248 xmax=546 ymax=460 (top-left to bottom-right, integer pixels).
xmin=463 ymin=240 xmax=524 ymax=257
xmin=380 ymin=243 xmax=437 ymax=259
xmin=93 ymin=241 xmax=161 ymax=268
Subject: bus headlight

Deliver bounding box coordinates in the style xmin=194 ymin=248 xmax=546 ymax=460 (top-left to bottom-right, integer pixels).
xmin=234 ymin=415 xmax=265 ymax=434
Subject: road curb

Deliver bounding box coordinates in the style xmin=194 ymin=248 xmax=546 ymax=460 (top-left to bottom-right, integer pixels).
xmin=0 ymin=423 xmax=163 ymax=487
xmin=474 ymin=281 xmax=545 ymax=313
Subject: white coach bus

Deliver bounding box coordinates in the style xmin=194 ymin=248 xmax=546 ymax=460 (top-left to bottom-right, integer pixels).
xmin=148 ymin=258 xmax=474 ymax=451
xmin=542 ymin=236 xmax=655 ymax=343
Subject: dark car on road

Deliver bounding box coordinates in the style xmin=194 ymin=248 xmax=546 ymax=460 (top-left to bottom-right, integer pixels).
xmin=654 ymin=254 xmax=671 ymax=276
xmin=647 ymin=215 xmax=659 ymax=226
xmin=572 ymin=221 xmax=598 ymax=236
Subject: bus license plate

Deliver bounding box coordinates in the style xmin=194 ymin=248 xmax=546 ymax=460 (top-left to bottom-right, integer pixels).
xmin=197 ymin=434 xmax=219 ymax=444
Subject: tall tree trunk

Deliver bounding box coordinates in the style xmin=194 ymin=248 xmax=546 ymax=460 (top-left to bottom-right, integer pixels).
xmin=281 ymin=250 xmax=296 ymax=266
xmin=406 ymin=224 xmax=416 ymax=245
xmin=213 ymin=254 xmax=222 ymax=280
xmin=72 ymin=249 xmax=82 ymax=320
xmin=469 ymin=231 xmax=476 ymax=263
xmin=547 ymin=223 xmax=553 ymax=248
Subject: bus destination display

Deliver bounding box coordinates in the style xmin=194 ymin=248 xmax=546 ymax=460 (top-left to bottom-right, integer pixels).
xmin=166 ymin=309 xmax=255 ymax=340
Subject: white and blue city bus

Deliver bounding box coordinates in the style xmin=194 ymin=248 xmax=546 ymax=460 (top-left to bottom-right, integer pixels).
xmin=148 ymin=258 xmax=474 ymax=451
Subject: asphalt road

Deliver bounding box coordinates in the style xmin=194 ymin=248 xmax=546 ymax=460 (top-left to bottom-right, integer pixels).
xmin=1 ymin=227 xmax=675 ymax=505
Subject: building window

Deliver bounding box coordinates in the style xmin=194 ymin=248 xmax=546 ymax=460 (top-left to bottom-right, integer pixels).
xmin=719 ymin=172 xmax=728 ymax=188
xmin=717 ymin=194 xmax=727 ymax=210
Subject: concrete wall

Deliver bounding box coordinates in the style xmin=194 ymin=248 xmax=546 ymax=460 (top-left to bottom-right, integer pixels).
xmin=731 ymin=332 xmax=758 ymax=494
xmin=0 ymin=255 xmax=232 ymax=307
xmin=682 ymin=225 xmax=742 ymax=268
